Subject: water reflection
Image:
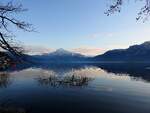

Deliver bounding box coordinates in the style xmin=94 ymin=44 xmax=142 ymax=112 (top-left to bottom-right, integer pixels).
xmin=0 ymin=72 xmax=11 ymax=88
xmin=0 ymin=63 xmax=150 ymax=113
xmin=96 ymin=63 xmax=150 ymax=82
xmin=1 ymin=63 xmax=150 ymax=88
xmin=37 ymin=74 xmax=93 ymax=87
xmin=33 ymin=63 xmax=150 ymax=83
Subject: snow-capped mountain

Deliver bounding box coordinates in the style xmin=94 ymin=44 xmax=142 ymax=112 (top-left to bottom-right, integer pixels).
xmin=29 ymin=48 xmax=88 ymax=63
xmin=46 ymin=48 xmax=84 ymax=57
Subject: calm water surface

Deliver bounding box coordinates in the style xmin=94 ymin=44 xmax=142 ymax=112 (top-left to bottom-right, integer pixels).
xmin=0 ymin=64 xmax=150 ymax=113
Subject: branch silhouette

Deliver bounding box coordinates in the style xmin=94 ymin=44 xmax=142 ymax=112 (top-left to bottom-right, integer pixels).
xmin=105 ymin=0 xmax=150 ymax=22
xmin=0 ymin=1 xmax=33 ymax=62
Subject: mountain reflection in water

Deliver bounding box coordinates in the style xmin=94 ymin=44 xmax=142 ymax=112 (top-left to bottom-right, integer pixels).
xmin=0 ymin=63 xmax=150 ymax=113
xmin=7 ymin=62 xmax=150 ymax=82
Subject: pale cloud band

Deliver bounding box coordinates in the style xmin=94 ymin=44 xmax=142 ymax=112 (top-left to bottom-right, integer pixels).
xmin=23 ymin=45 xmax=55 ymax=55
xmin=71 ymin=47 xmax=105 ymax=56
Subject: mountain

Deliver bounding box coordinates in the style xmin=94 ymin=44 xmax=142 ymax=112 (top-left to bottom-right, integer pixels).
xmin=94 ymin=41 xmax=150 ymax=61
xmin=45 ymin=48 xmax=84 ymax=57
xmin=29 ymin=48 xmax=88 ymax=63
xmin=27 ymin=41 xmax=150 ymax=63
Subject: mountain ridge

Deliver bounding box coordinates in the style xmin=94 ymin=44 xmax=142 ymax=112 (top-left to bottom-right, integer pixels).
xmin=94 ymin=41 xmax=150 ymax=61
xmin=28 ymin=48 xmax=88 ymax=63
xmin=27 ymin=41 xmax=150 ymax=63
xmin=44 ymin=48 xmax=84 ymax=57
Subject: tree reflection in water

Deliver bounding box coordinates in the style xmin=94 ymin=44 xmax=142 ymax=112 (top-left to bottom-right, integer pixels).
xmin=37 ymin=72 xmax=94 ymax=87
xmin=0 ymin=72 xmax=11 ymax=88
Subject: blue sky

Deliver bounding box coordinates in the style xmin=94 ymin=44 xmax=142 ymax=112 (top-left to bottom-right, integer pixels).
xmin=3 ymin=0 xmax=150 ymax=55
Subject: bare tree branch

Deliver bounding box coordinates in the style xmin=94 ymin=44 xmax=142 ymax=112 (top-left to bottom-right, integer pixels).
xmin=0 ymin=1 xmax=33 ymax=61
xmin=105 ymin=0 xmax=150 ymax=22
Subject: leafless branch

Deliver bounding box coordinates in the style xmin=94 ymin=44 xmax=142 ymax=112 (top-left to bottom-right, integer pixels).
xmin=105 ymin=0 xmax=150 ymax=22
xmin=0 ymin=1 xmax=33 ymax=61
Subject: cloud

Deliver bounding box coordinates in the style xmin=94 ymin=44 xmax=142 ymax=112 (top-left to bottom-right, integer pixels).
xmin=23 ymin=45 xmax=55 ymax=55
xmin=86 ymin=32 xmax=114 ymax=39
xmin=71 ymin=46 xmax=106 ymax=56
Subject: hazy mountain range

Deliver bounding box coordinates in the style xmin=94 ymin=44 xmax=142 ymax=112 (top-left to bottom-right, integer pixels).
xmin=26 ymin=41 xmax=150 ymax=63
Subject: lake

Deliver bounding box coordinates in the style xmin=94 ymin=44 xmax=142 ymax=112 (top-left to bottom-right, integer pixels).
xmin=0 ymin=63 xmax=150 ymax=113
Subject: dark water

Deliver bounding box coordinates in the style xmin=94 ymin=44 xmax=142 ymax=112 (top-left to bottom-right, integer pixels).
xmin=0 ymin=63 xmax=150 ymax=113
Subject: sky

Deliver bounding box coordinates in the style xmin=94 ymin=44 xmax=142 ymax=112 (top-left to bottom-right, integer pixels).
xmin=2 ymin=0 xmax=150 ymax=56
